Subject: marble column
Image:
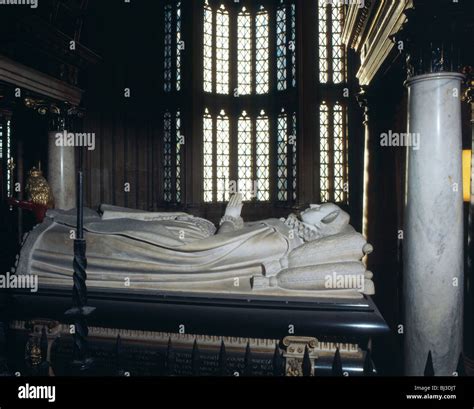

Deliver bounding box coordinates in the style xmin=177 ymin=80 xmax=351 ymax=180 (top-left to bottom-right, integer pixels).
xmin=48 ymin=128 xmax=76 ymax=210
xmin=404 ymin=72 xmax=464 ymax=375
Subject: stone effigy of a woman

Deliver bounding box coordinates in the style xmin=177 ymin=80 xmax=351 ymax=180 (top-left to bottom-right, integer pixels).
xmin=16 ymin=194 xmax=375 ymax=299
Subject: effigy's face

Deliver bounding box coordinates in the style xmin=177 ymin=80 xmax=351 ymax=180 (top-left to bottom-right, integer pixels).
xmin=300 ymin=203 xmax=341 ymax=228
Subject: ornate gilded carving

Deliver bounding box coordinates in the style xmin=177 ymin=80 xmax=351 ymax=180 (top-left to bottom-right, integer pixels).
xmin=25 ymin=338 xmax=42 ymax=367
xmin=462 ymin=66 xmax=474 ymax=104
xmin=25 ymin=166 xmax=54 ymax=208
xmin=24 ymin=320 xmax=61 ymax=376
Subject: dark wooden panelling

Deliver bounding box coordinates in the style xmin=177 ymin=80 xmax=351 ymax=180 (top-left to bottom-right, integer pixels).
xmin=83 ymin=111 xmax=159 ymax=211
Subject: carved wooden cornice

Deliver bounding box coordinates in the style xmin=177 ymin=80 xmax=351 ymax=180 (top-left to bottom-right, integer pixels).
xmin=345 ymin=0 xmax=474 ymax=85
xmin=343 ymin=0 xmax=413 ymax=86
xmin=0 ymin=54 xmax=83 ymax=106
xmin=342 ymin=0 xmax=374 ymax=52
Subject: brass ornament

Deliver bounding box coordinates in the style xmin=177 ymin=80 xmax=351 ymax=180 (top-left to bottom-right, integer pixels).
xmin=462 ymin=66 xmax=474 ymax=104
xmin=25 ymin=338 xmax=42 ymax=367
xmin=25 ymin=166 xmax=54 ymax=208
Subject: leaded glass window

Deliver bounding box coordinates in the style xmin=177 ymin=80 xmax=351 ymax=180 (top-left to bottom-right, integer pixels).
xmin=238 ymin=111 xmax=253 ymax=201
xmin=200 ymin=2 xmax=298 ymax=205
xmin=176 ymin=3 xmax=182 ymax=91
xmin=164 ymin=4 xmax=173 ymax=92
xmin=255 ymin=7 xmax=269 ymax=95
xmin=0 ymin=121 xmax=12 ymax=198
xmin=276 ymin=6 xmax=287 ymax=91
xmin=216 ymin=110 xmax=230 ymax=202
xmin=163 ymin=110 xmax=182 ymax=203
xmin=333 ymin=103 xmax=346 ymax=202
xmin=317 ymin=0 xmax=347 ymax=204
xmin=319 ymin=101 xmax=347 ymax=203
xmin=203 ymin=1 xmax=213 ymax=93
xmin=331 ymin=5 xmax=344 ymax=84
xmin=204 ymin=3 xmax=296 ymax=95
xmin=204 ymin=107 xmax=293 ymax=204
xmin=276 ymin=3 xmax=296 ymax=91
xmin=163 ymin=111 xmax=173 ymax=202
xmin=216 ymin=5 xmax=230 ymax=94
xmin=318 ymin=1 xmax=328 ymax=84
xmin=291 ymin=112 xmax=297 ymax=201
xmin=256 ymin=111 xmax=270 ymax=201
xmin=202 ymin=108 xmax=231 ymax=203
xmin=203 ymin=109 xmax=214 ymax=202
xmin=237 ymin=7 xmax=252 ymax=95
xmin=277 ymin=109 xmax=297 ymax=202
xmin=290 ymin=4 xmax=296 ymax=87
xmin=6 ymin=120 xmax=11 ymax=198
xmin=0 ymin=123 xmax=3 ymax=160
xmin=319 ymin=102 xmax=330 ymax=202
xmin=164 ymin=1 xmax=182 ymax=93
xmin=318 ymin=0 xmax=345 ymax=84
xmin=175 ymin=111 xmax=182 ymax=203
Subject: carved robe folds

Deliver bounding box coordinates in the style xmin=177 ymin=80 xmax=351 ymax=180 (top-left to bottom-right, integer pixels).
xmin=16 ymin=204 xmax=375 ymax=299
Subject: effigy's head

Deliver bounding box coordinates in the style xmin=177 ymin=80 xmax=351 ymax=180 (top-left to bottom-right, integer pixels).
xmin=300 ymin=203 xmax=350 ymax=236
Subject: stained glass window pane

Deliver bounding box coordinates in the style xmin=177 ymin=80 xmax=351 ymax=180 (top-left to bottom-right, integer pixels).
xmin=255 ymin=9 xmax=269 ymax=94
xmin=203 ymin=109 xmax=214 ymax=203
xmin=216 ymin=111 xmax=230 ymax=202
xmin=237 ymin=8 xmax=252 ymax=95
xmin=216 ymin=5 xmax=230 ymax=95
xmin=320 ymin=103 xmax=330 ymax=202
xmin=276 ymin=6 xmax=287 ymax=91
xmin=238 ymin=112 xmax=253 ymax=201
xmin=203 ymin=2 xmax=213 ymax=93
xmin=256 ymin=111 xmax=270 ymax=201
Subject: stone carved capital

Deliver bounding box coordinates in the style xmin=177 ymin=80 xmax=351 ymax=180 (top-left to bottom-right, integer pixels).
xmin=24 ymin=97 xmax=84 ymax=131
xmin=282 ymin=336 xmax=319 ymax=377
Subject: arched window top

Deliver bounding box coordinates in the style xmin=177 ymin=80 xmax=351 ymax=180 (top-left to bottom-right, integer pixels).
xmin=203 ymin=1 xmax=296 ymax=95
xmin=318 ymin=0 xmax=345 ymax=84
